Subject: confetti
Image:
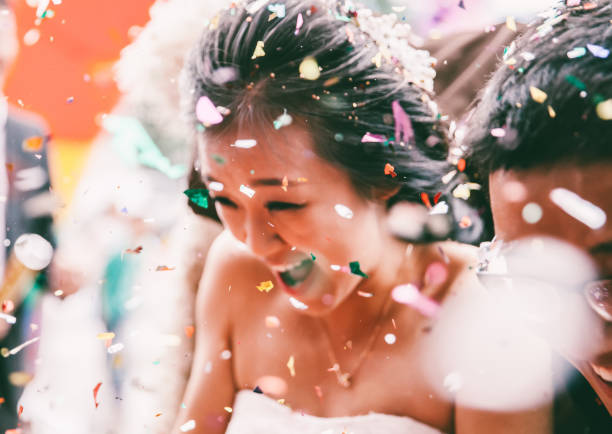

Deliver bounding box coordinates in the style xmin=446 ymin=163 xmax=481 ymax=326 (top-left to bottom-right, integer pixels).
xmin=220 ymin=350 xmax=232 ymax=360
xmin=124 ymin=246 xmax=143 ymax=254
xmin=506 ymin=16 xmax=517 ymax=32
xmin=265 ymin=316 xmax=280 ymax=328
xmin=253 ymin=385 xmax=263 ymax=393
xmin=93 ymin=382 xmax=102 ymax=408
xmin=232 ymin=139 xmax=257 ymax=149
xmin=310 ymin=253 xmax=316 ymax=261
xmin=8 ymin=372 xmax=32 ymax=387
xmin=273 ymin=109 xmax=293 ymax=129
xmin=6 ymin=337 xmax=40 ymax=356
xmin=97 ymin=332 xmax=115 ymax=340
xmin=361 ymin=132 xmax=387 ymax=143
xmin=392 ymin=284 xmax=440 ymax=317
xmin=384 ymin=163 xmax=397 ymax=177
xmin=459 ymin=216 xmax=472 ymax=228
xmin=429 ymin=201 xmax=449 ymax=215
xmin=0 ymin=312 xmax=17 ymax=324
xmin=522 ymin=202 xmax=543 ymax=224
xmin=184 ymin=326 xmax=195 ymax=338
xmin=251 ymin=41 xmax=265 ymax=59
xmin=567 ymin=47 xmax=587 ymax=58
xmin=107 ymin=343 xmax=124 ymax=354
xmin=179 ymin=419 xmax=196 ymax=432
xmin=550 ymin=188 xmax=606 ymax=229
xmin=441 ymin=170 xmax=457 ymax=185
xmin=22 ymin=136 xmax=44 ymax=152
xmin=420 ymin=192 xmax=432 ymax=209
xmin=384 ymin=333 xmax=396 ymax=344
xmin=547 ymin=105 xmax=556 ymax=118
xmin=14 ymin=234 xmax=53 ymax=271
xmin=66 ymin=96 xmax=74 ymax=104
xmin=490 ymin=127 xmax=506 ymax=138
xmin=257 ymin=280 xmax=274 ymax=293
xmin=2 ymin=300 xmax=14 ymax=313
xmin=299 ymin=56 xmax=320 ymax=80
xmin=267 ymin=3 xmax=286 ymax=18
xmin=295 ymin=12 xmax=304 ymax=35
xmin=334 ymin=204 xmax=353 ymax=219
xmin=349 ymin=261 xmax=368 ymax=278
xmin=596 ymin=99 xmax=612 ymax=120
xmin=529 ymin=86 xmax=548 ymax=103
xmin=457 ymin=158 xmax=466 ymax=172
xmin=240 ymin=184 xmax=256 ymax=198
xmin=23 ymin=28 xmax=40 ymax=46
xmin=565 ymin=74 xmax=586 ymax=91
xmin=587 ymin=43 xmax=610 ymax=58
xmin=458 ymin=0 xmax=466 ymax=9
xmin=287 ymin=356 xmax=296 ymax=377
xmin=196 ymin=96 xmax=223 ymax=126
xmin=392 ymin=100 xmax=414 ymax=144
xmin=156 ymin=265 xmax=176 ymax=271
xmin=281 ymin=176 xmax=288 ymax=192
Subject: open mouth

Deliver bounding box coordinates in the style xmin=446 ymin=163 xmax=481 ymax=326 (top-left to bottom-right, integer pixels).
xmin=278 ymin=259 xmax=315 ymax=287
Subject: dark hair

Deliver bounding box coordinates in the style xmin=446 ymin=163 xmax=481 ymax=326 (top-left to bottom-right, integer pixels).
xmin=465 ymin=0 xmax=612 ymax=178
xmin=182 ymin=0 xmax=453 ymax=206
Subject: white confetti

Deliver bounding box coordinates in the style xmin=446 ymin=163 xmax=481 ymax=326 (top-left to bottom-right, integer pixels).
xmin=107 ymin=343 xmax=124 ymax=354
xmin=273 ymin=109 xmax=293 ymax=130
xmin=429 ymin=201 xmax=449 ymax=215
xmin=384 ymin=333 xmax=396 ymax=345
xmin=334 ymin=204 xmax=354 ymax=219
xmin=232 ymin=139 xmax=257 ymax=149
xmin=490 ymin=128 xmax=506 ymax=138
xmin=208 ymin=181 xmax=224 ymax=192
xmin=522 ymin=203 xmax=543 ymax=224
xmin=246 ymin=0 xmax=268 ymax=14
xmin=179 ymin=419 xmax=196 ymax=432
xmin=0 ymin=312 xmax=17 ymax=324
xmin=14 ymin=233 xmax=53 ymax=270
xmin=550 ymin=188 xmax=606 ymax=229
xmin=567 ymin=47 xmax=587 ymax=59
xmin=220 ymin=350 xmax=232 ymax=360
xmin=240 ymin=185 xmax=255 ymax=198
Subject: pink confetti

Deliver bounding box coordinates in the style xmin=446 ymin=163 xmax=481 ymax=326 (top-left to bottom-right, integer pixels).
xmin=361 ymin=132 xmax=387 ymax=143
xmin=196 ymin=96 xmax=223 ymax=126
xmin=566 ymin=0 xmax=581 ymax=6
xmin=392 ymin=284 xmax=440 ymax=317
xmin=490 ymin=127 xmax=506 ymax=138
xmin=392 ymin=100 xmax=414 ymax=144
xmin=424 ymin=262 xmax=449 ymax=287
xmin=295 ymin=13 xmax=304 ymax=35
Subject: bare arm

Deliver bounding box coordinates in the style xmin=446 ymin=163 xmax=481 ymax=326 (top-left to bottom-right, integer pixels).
xmin=171 ymin=233 xmax=238 ymax=434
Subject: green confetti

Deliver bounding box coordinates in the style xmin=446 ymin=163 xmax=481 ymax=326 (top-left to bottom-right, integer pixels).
xmin=349 ymin=261 xmax=368 ymax=278
xmin=310 ymin=253 xmax=316 ymax=261
xmin=565 ymin=74 xmax=586 ymax=91
xmin=211 ymin=154 xmax=226 ymax=165
xmin=183 ymin=189 xmax=209 ymax=208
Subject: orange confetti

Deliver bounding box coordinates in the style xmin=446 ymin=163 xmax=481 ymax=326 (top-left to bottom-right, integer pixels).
xmin=0 ymin=397 xmax=5 ymax=404
xmin=256 ymin=280 xmax=274 ymax=293
xmin=93 ymin=382 xmax=102 ymax=409
xmin=22 ymin=136 xmax=44 ymax=152
xmin=457 ymin=158 xmax=466 ymax=172
xmin=18 ymin=404 xmax=23 ymax=417
xmin=384 ymin=163 xmax=397 ymax=178
xmin=459 ymin=216 xmax=472 ymax=228
xmin=433 ymin=192 xmax=442 ymax=205
xmin=184 ymin=325 xmax=195 ymax=338
xmin=155 ymin=413 xmax=162 ymax=417
xmin=420 ymin=192 xmax=432 ymax=209
xmin=155 ymin=265 xmax=175 ymax=271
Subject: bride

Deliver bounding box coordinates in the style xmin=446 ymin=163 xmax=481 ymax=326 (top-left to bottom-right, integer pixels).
xmin=172 ymin=1 xmax=552 ymax=432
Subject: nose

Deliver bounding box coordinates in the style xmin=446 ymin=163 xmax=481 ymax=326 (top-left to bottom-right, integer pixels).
xmin=243 ymin=211 xmax=285 ymax=258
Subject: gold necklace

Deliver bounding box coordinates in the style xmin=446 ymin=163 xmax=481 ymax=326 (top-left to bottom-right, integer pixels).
xmin=318 ymin=256 xmax=404 ymax=388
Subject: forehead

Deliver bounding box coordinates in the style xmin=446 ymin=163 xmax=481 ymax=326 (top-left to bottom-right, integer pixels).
xmin=200 ymin=122 xmax=346 ymax=187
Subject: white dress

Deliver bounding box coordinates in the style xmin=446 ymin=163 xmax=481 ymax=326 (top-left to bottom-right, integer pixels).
xmin=225 ymin=390 xmax=445 ymax=434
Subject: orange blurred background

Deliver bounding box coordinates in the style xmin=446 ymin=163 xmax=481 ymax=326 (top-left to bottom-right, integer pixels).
xmin=4 ymin=0 xmax=155 ymax=207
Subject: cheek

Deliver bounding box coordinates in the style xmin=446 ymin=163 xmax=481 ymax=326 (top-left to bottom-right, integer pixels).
xmin=215 ymin=205 xmax=245 ymax=241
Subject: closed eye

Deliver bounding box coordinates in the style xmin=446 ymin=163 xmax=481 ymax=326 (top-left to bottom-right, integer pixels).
xmin=214 ymin=196 xmax=238 ymax=208
xmin=266 ymin=201 xmax=307 ymax=211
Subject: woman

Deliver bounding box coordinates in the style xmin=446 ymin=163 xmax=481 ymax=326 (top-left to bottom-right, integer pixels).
xmin=172 ymin=1 xmax=552 ymax=432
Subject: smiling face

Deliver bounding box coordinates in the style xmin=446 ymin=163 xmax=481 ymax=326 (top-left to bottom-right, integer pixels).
xmin=201 ymin=121 xmax=397 ymax=314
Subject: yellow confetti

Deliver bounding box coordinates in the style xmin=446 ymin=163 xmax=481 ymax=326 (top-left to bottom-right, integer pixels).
xmin=529 ymin=86 xmax=548 ymax=103
xmin=547 ymin=105 xmax=556 ymax=118
xmin=256 ymin=280 xmax=274 ymax=293
xmin=506 ymin=16 xmax=517 ymax=32
xmin=224 ymin=406 xmax=233 ymax=413
xmin=251 ymin=41 xmax=265 ymax=60
xmin=596 ymin=99 xmax=612 ymax=120
xmin=299 ymin=57 xmax=320 ymax=80
xmin=371 ymin=51 xmax=382 ymax=68
xmin=97 ymin=332 xmax=116 ymax=340
xmin=281 ymin=176 xmax=288 ymax=192
xmin=287 ymin=355 xmax=295 ymax=377
xmin=9 ymin=371 xmax=33 ymax=387
xmin=22 ymin=136 xmax=44 ymax=152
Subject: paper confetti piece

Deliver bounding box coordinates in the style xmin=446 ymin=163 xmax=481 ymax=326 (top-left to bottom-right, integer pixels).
xmin=97 ymin=332 xmax=115 ymax=340
xmin=251 ymin=41 xmax=265 ymax=59
xmin=392 ymin=284 xmax=440 ymax=317
xmin=457 ymin=158 xmax=466 ymax=172
xmin=196 ymin=96 xmax=223 ymax=126
xmin=8 ymin=372 xmax=32 ymax=387
xmin=587 ymin=43 xmax=610 ymax=58
xmin=93 ymin=382 xmax=102 ymax=408
xmin=287 ymin=356 xmax=296 ymax=377
xmin=433 ymin=192 xmax=442 ymax=205
xmin=124 ymin=246 xmax=143 ymax=254
xmin=299 ymin=56 xmax=320 ymax=80
xmin=459 ymin=216 xmax=472 ymax=228
xmin=268 ymin=3 xmax=286 ymax=18
xmin=273 ymin=109 xmax=293 ymax=129
xmin=156 ymin=265 xmax=176 ymax=271
xmin=265 ymin=316 xmax=280 ymax=328
xmin=506 ymin=16 xmax=517 ymax=32
xmin=361 ymin=132 xmax=387 ymax=142
xmin=334 ymin=204 xmax=353 ymax=219
xmin=349 ymin=261 xmax=368 ymax=278
xmin=392 ymin=100 xmax=414 ymax=144
xmin=550 ymin=188 xmax=606 ymax=229
xmin=490 ymin=127 xmax=506 ymax=138
xmin=184 ymin=326 xmax=195 ymax=338
xmin=420 ymin=192 xmax=432 ymax=209
xmin=179 ymin=419 xmax=196 ymax=432
xmin=522 ymin=203 xmax=543 ymax=224
xmin=458 ymin=0 xmax=466 ymax=9
xmin=567 ymin=47 xmax=587 ymax=58
xmin=0 ymin=312 xmax=17 ymax=324
xmin=22 ymin=136 xmax=44 ymax=152
xmin=565 ymin=74 xmax=586 ymax=91
xmin=232 ymin=139 xmax=257 ymax=149
xmin=529 ymin=86 xmax=548 ymax=103
xmin=384 ymin=163 xmax=397 ymax=177
xmin=547 ymin=105 xmax=557 ymax=118
xmin=295 ymin=12 xmax=303 ymax=35
xmin=183 ymin=189 xmax=209 ymax=208
xmin=596 ymin=99 xmax=612 ymax=120
xmin=240 ymin=184 xmax=256 ymax=198
xmin=256 ymin=280 xmax=274 ymax=293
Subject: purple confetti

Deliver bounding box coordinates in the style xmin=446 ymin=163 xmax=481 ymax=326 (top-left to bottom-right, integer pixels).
xmin=392 ymin=100 xmax=414 ymax=145
xmin=587 ymin=43 xmax=610 ymax=59
xmin=361 ymin=132 xmax=387 ymax=143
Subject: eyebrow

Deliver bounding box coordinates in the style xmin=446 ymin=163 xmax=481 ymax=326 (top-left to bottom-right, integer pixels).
xmin=205 ymin=175 xmax=302 ymax=187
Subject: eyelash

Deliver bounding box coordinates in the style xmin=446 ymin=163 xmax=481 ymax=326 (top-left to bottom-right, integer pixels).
xmin=213 ymin=197 xmax=306 ymax=211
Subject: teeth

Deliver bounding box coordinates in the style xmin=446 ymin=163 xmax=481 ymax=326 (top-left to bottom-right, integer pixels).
xmin=270 ymin=259 xmax=308 ymax=273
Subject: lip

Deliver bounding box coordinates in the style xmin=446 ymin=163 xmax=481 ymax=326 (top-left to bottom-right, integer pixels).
xmin=275 ymin=261 xmax=318 ymax=298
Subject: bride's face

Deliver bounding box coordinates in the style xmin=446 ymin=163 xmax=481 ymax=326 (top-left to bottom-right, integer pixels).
xmin=202 ymin=122 xmax=391 ymax=314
